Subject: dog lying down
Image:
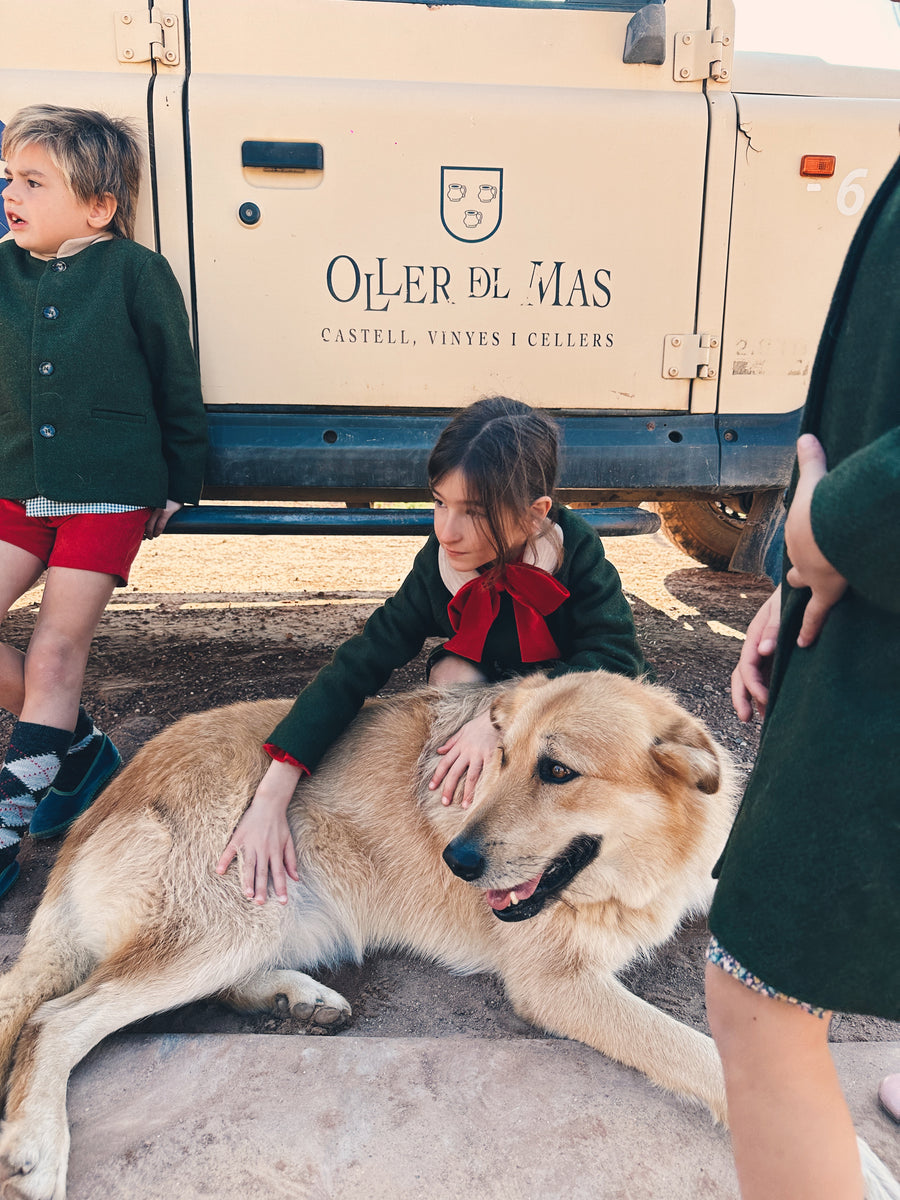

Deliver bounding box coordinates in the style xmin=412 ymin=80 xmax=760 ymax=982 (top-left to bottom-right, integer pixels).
xmin=0 ymin=670 xmax=736 ymax=1199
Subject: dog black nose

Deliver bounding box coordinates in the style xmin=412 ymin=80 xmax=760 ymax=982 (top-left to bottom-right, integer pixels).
xmin=442 ymin=837 xmax=485 ymax=882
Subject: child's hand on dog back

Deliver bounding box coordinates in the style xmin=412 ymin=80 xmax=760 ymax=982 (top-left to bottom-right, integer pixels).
xmin=216 ymin=759 xmax=301 ymax=903
xmin=429 ymin=706 xmax=500 ymax=808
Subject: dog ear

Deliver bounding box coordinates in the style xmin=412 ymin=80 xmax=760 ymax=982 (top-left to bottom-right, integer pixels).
xmin=489 ymin=673 xmax=549 ymax=732
xmin=650 ymin=714 xmax=721 ymax=795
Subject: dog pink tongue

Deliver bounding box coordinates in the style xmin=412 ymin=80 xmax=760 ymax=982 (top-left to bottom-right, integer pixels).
xmin=485 ymin=874 xmax=542 ymax=911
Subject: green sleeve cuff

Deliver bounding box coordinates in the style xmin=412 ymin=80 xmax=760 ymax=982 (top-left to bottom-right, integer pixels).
xmin=810 ymin=426 xmax=900 ymax=613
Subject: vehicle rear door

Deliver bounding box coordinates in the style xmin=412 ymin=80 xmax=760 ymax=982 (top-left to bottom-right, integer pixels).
xmin=183 ymin=0 xmax=724 ymax=412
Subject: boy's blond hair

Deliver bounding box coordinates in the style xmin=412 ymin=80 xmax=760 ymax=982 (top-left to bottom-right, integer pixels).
xmin=1 ymin=104 xmax=142 ymax=240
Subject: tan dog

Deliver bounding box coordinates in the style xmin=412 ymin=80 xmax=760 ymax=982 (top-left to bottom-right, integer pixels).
xmin=0 ymin=670 xmax=735 ymax=1199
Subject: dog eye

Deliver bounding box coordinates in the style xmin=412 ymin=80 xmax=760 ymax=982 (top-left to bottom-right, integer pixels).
xmin=537 ymin=757 xmax=579 ymax=785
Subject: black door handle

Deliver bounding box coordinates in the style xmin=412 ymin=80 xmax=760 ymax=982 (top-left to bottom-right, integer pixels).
xmin=241 ymin=141 xmax=324 ymax=170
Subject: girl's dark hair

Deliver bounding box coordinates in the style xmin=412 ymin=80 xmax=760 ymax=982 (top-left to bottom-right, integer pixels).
xmin=427 ymin=396 xmax=560 ymax=572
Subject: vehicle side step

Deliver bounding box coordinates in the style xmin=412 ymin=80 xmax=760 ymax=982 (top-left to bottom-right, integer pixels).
xmin=166 ymin=506 xmax=660 ymax=537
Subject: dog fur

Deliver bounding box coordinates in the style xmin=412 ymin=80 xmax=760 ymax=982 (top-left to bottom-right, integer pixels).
xmin=0 ymin=670 xmax=736 ymax=1199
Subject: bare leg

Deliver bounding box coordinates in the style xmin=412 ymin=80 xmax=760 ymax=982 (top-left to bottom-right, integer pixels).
xmin=0 ymin=542 xmax=47 ymax=718
xmin=19 ymin=567 xmax=116 ymax=732
xmin=879 ymin=1073 xmax=900 ymax=1122
xmin=705 ymin=961 xmax=863 ymax=1200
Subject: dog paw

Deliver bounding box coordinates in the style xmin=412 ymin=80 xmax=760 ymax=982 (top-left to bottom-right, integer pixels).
xmin=0 ymin=1123 xmax=68 ymax=1200
xmin=0 ymin=1152 xmax=62 ymax=1200
xmin=291 ymin=987 xmax=351 ymax=1028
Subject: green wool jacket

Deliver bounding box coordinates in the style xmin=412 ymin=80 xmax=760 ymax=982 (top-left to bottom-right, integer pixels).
xmin=709 ymin=155 xmax=900 ymax=1019
xmin=0 ymin=237 xmax=207 ymax=507
xmin=268 ymin=504 xmax=648 ymax=771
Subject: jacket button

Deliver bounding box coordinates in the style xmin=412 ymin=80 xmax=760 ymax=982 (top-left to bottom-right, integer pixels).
xmin=51 ymin=261 xmax=67 ymax=272
xmin=42 ymin=306 xmax=59 ymax=320
xmin=38 ymin=362 xmax=54 ymax=376
xmin=39 ymin=424 xmax=56 ymax=438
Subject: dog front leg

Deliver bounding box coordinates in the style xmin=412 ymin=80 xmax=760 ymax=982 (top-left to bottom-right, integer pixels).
xmin=504 ymin=968 xmax=728 ymax=1124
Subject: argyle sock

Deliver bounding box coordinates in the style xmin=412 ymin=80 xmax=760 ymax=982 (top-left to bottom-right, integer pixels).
xmin=48 ymin=706 xmax=103 ymax=793
xmin=0 ymin=721 xmax=73 ymax=860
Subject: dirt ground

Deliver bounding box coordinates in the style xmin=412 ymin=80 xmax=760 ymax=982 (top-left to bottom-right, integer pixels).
xmin=1 ymin=524 xmax=897 ymax=1046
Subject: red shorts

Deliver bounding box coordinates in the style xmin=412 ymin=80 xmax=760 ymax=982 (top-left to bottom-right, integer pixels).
xmin=0 ymin=500 xmax=152 ymax=585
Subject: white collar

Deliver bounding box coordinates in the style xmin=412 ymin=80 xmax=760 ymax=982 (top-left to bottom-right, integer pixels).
xmin=30 ymin=232 xmax=114 ymax=262
xmin=438 ymin=520 xmax=564 ymax=595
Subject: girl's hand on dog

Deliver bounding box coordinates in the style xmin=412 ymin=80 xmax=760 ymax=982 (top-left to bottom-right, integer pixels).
xmin=784 ymin=434 xmax=848 ymax=648
xmin=430 ymin=707 xmax=499 ymax=809
xmin=731 ymin=586 xmax=782 ymax=722
xmin=216 ymin=759 xmax=301 ymax=904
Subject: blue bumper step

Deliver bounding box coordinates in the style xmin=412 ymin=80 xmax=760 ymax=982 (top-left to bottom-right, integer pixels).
xmin=166 ymin=505 xmax=660 ymax=537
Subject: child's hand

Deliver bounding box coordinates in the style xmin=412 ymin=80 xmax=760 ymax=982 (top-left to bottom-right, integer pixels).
xmin=783 ymin=435 xmax=848 ymax=648
xmin=731 ymin=586 xmax=781 ymax=722
xmin=216 ymin=759 xmax=301 ymax=904
xmin=429 ymin=707 xmax=499 ymax=809
xmin=144 ymin=500 xmax=182 ymax=539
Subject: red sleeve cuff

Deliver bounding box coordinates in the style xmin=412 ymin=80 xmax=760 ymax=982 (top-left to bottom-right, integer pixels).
xmin=263 ymin=743 xmax=310 ymax=775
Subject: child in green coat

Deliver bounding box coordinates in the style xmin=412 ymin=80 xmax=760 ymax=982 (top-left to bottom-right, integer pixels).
xmin=705 ymin=155 xmax=900 ymax=1200
xmin=0 ymin=105 xmax=207 ymax=899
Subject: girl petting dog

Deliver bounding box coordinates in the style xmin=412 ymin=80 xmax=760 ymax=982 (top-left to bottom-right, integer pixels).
xmin=218 ymin=396 xmax=648 ymax=903
xmin=0 ymin=105 xmax=207 ymax=901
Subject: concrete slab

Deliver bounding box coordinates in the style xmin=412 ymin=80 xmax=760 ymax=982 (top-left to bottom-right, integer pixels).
xmin=61 ymin=1034 xmax=900 ymax=1200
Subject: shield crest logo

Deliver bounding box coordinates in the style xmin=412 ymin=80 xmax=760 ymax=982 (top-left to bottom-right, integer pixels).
xmin=441 ymin=166 xmax=503 ymax=243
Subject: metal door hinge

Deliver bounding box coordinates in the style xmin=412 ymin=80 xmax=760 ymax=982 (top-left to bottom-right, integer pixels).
xmin=673 ymin=26 xmax=733 ymax=83
xmin=116 ymin=9 xmax=180 ymax=66
xmin=662 ymin=332 xmax=721 ymax=380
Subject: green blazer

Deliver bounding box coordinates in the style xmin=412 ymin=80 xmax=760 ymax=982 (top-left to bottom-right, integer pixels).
xmin=709 ymin=155 xmax=900 ymax=1019
xmin=268 ymin=504 xmax=649 ymax=770
xmin=0 ymin=237 xmax=207 ymax=507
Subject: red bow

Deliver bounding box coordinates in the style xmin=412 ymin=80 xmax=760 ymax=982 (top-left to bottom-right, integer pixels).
xmin=444 ymin=562 xmax=570 ymax=663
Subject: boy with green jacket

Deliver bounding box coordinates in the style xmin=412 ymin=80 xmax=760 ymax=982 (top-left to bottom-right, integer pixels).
xmin=0 ymin=104 xmax=207 ymax=899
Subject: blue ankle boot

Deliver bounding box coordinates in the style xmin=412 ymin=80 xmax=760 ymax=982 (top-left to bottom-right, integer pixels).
xmin=29 ymin=735 xmax=121 ymax=840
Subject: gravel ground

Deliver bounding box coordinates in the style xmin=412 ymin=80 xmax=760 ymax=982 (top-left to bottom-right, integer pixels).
xmin=1 ymin=524 xmax=896 ymax=1046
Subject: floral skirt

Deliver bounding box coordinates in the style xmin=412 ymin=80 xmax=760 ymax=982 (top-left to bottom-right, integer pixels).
xmin=706 ymin=935 xmax=828 ymax=1019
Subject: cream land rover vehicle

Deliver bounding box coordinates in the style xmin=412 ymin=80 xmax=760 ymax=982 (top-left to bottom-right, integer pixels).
xmin=2 ymin=0 xmax=899 ymax=575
